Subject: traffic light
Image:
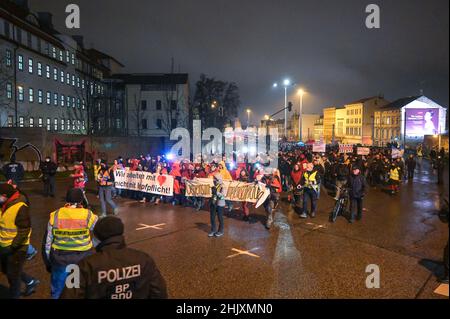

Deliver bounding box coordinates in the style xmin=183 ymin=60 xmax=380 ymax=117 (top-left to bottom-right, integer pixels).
xmin=287 ymin=101 xmax=293 ymax=112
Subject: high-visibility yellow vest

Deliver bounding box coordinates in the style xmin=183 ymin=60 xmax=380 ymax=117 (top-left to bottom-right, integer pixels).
xmin=303 ymin=171 xmax=319 ymax=192
xmin=0 ymin=202 xmax=31 ymax=247
xmin=389 ymin=168 xmax=400 ymax=181
xmin=50 ymin=207 xmax=97 ymax=251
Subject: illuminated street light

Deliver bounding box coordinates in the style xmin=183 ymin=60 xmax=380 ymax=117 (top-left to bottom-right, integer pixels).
xmin=273 ymin=83 xmax=278 ymax=88
xmin=283 ymin=79 xmax=290 ymax=86
xmin=297 ymin=88 xmax=306 ymax=142
xmin=272 ymin=78 xmax=292 ymax=137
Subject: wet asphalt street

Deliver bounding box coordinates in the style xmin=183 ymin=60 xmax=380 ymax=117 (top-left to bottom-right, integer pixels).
xmin=0 ymin=160 xmax=448 ymax=299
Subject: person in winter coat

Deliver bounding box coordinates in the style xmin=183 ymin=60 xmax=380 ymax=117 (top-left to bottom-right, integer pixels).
xmin=347 ymin=166 xmax=366 ymax=223
xmin=40 ymin=156 xmax=57 ymax=197
xmin=60 ymin=216 xmax=167 ymax=299
xmin=2 ymin=156 xmax=24 ymax=186
xmin=290 ymin=163 xmax=303 ymax=215
xmin=238 ymin=168 xmax=251 ymax=221
xmin=170 ymin=163 xmax=182 ymax=205
xmin=209 ymin=174 xmax=226 ymax=237
xmin=406 ymin=154 xmax=417 ymax=180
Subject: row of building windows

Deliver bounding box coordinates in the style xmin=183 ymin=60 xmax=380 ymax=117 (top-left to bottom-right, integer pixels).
xmin=7 ymin=84 xmax=86 ymax=108
xmin=375 ymin=129 xmax=401 ymax=140
xmin=4 ymin=49 xmax=105 ymax=95
xmin=375 ymin=116 xmax=400 ymax=126
xmin=7 ymin=116 xmax=85 ymax=131
xmin=346 ymin=118 xmax=362 ymax=124
xmin=9 ymin=85 xmax=85 ymax=108
xmin=140 ymin=99 xmax=178 ymax=111
xmin=346 ymin=127 xmax=362 ymax=136
xmin=346 ymin=109 xmax=362 ymax=116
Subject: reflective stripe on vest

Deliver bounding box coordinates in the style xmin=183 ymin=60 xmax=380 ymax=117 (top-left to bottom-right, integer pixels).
xmin=0 ymin=202 xmax=30 ymax=247
xmin=303 ymin=171 xmax=319 ymax=191
xmin=390 ymin=168 xmax=399 ymax=181
xmin=51 ymin=207 xmax=93 ymax=251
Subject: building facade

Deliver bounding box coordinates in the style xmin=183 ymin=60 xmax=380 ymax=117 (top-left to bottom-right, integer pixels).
xmin=322 ymin=107 xmax=336 ymax=143
xmin=341 ymin=96 xmax=389 ymax=145
xmin=288 ymin=112 xmax=320 ymax=142
xmin=373 ymin=95 xmax=448 ymax=146
xmin=0 ymin=0 xmax=125 ymax=136
xmin=113 ymin=73 xmax=190 ymax=144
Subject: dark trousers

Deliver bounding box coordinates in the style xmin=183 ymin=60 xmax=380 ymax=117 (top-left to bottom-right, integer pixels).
xmin=408 ymin=169 xmax=415 ymax=180
xmin=0 ymin=248 xmax=33 ymax=299
xmin=210 ymin=205 xmax=224 ymax=233
xmin=350 ymin=197 xmax=363 ymax=221
xmin=302 ymin=188 xmax=317 ymax=215
xmin=293 ymin=193 xmax=303 ymax=214
xmin=43 ymin=176 xmax=55 ymax=196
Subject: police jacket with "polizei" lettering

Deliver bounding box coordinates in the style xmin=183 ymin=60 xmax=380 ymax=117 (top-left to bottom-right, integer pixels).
xmin=60 ymin=235 xmax=168 ymax=299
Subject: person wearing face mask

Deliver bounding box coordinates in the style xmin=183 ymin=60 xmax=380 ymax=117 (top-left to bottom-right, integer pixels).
xmin=60 ymin=216 xmax=167 ymax=299
xmin=0 ymin=183 xmax=40 ymax=298
xmin=40 ymin=156 xmax=58 ymax=197
xmin=43 ymin=187 xmax=98 ymax=299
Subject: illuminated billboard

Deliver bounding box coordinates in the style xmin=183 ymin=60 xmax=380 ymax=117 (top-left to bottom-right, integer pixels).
xmin=405 ymin=108 xmax=439 ymax=136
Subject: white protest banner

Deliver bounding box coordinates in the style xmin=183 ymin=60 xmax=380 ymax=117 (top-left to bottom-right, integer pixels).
xmin=313 ymin=142 xmax=326 ymax=153
xmin=185 ymin=178 xmax=214 ymax=198
xmin=357 ymin=147 xmax=370 ymax=156
xmin=391 ymin=148 xmax=404 ymax=159
xmin=114 ymin=170 xmax=173 ymax=196
xmin=339 ymin=144 xmax=353 ymax=154
xmin=185 ymin=179 xmax=270 ymax=208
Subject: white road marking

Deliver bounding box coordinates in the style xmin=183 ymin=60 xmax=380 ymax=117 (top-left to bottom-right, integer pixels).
xmin=305 ymin=222 xmax=327 ymax=230
xmin=135 ymin=223 xmax=166 ymax=231
xmin=226 ymin=248 xmax=260 ymax=259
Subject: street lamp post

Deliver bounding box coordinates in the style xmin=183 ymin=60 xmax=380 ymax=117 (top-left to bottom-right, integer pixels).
xmin=298 ymin=89 xmax=305 ymax=142
xmin=273 ymin=79 xmax=290 ymax=138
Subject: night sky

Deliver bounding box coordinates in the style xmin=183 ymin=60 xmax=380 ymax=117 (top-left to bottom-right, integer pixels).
xmin=29 ymin=0 xmax=449 ymax=124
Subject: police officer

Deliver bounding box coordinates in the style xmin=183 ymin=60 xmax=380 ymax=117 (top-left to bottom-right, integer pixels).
xmin=1 ymin=156 xmax=24 ymax=186
xmin=43 ymin=188 xmax=98 ymax=299
xmin=40 ymin=156 xmax=58 ymax=197
xmin=60 ymin=216 xmax=167 ymax=299
xmin=0 ymin=183 xmax=39 ymax=298
xmin=300 ymin=163 xmax=320 ymax=219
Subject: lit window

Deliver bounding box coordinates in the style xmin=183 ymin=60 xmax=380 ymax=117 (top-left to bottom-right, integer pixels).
xmin=82 ymin=99 xmax=85 ymax=109
xmin=17 ymin=86 xmax=24 ymax=101
xmin=29 ymin=117 xmax=34 ymax=128
xmin=59 ymin=50 xmax=63 ymax=61
xmin=53 ymin=67 xmax=58 ymax=81
xmin=72 ymin=119 xmax=76 ymax=130
xmin=38 ymin=117 xmax=43 ymax=127
xmin=6 ymin=49 xmax=12 ymax=66
xmin=7 ymin=116 xmax=13 ymax=127
xmin=60 ymin=70 xmax=64 ymax=83
xmin=61 ymin=94 xmax=65 ymax=107
xmin=52 ymin=46 xmax=56 ymax=58
xmin=6 ymin=83 xmax=12 ymax=99
xmin=38 ymin=90 xmax=43 ymax=104
xmin=46 ymin=91 xmax=51 ymax=105
xmin=37 ymin=62 xmax=42 ymax=76
xmin=54 ymin=118 xmax=58 ymax=131
xmin=46 ymin=118 xmax=51 ymax=131
xmin=66 ymin=51 xmax=70 ymax=63
xmin=28 ymin=58 xmax=33 ymax=73
xmin=66 ymin=73 xmax=70 ymax=85
xmin=77 ymin=98 xmax=80 ymax=108
xmin=28 ymin=88 xmax=34 ymax=103
xmin=46 ymin=65 xmax=50 ymax=78
xmin=71 ymin=75 xmax=75 ymax=86
xmin=81 ymin=79 xmax=85 ymax=89
xmin=67 ymin=96 xmax=71 ymax=107
xmin=18 ymin=55 xmax=24 ymax=71
xmin=19 ymin=116 xmax=24 ymax=127
xmin=54 ymin=93 xmax=58 ymax=106
xmin=71 ymin=53 xmax=75 ymax=65
xmin=61 ymin=119 xmax=65 ymax=131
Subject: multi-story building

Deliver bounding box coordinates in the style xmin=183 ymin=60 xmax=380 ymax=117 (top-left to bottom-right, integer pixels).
xmin=334 ymin=107 xmax=346 ymax=142
xmin=373 ymin=95 xmax=447 ymax=146
xmin=288 ymin=112 xmax=320 ymax=142
xmin=0 ymin=0 xmax=125 ymax=135
xmin=313 ymin=116 xmax=324 ymax=141
xmin=341 ymin=96 xmax=389 ymax=145
xmin=112 ymin=73 xmax=190 ymax=145
xmin=322 ymin=107 xmax=336 ymax=143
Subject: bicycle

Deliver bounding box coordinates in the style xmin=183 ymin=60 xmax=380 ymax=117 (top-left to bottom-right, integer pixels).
xmin=330 ymin=185 xmax=349 ymax=223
